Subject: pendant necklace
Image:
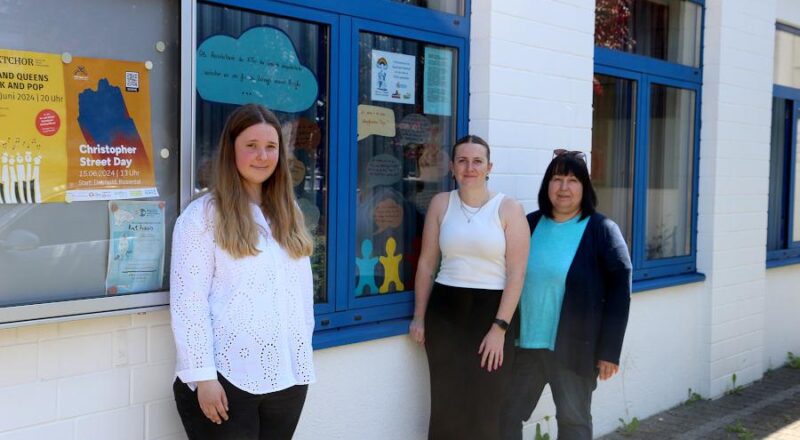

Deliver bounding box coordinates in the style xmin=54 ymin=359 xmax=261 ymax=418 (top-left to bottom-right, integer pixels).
xmin=459 ymin=192 xmax=490 ymax=223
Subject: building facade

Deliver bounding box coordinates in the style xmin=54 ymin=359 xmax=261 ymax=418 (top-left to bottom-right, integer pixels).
xmin=0 ymin=0 xmax=799 ymax=439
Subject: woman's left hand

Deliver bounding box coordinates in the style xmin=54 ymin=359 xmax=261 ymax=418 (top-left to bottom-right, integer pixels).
xmin=478 ymin=326 xmax=506 ymax=372
xmin=597 ymin=360 xmax=619 ymax=380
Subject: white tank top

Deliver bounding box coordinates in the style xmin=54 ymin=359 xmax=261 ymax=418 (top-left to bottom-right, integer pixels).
xmin=435 ymin=190 xmax=507 ymax=290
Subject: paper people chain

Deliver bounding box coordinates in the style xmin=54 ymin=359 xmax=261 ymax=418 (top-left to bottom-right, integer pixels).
xmin=379 ymin=237 xmax=404 ymax=293
xmin=1 ymin=138 xmax=43 ymax=204
xmin=354 ymin=239 xmax=380 ymax=297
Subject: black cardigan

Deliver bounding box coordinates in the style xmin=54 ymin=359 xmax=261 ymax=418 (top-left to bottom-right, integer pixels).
xmin=525 ymin=211 xmax=632 ymax=378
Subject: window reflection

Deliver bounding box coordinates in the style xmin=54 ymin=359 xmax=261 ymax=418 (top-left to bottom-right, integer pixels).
xmin=595 ymin=0 xmax=701 ymax=67
xmin=592 ymin=74 xmax=636 ymax=248
xmin=646 ymin=84 xmax=695 ymax=259
xmin=196 ymin=4 xmax=329 ymax=303
xmin=356 ymin=32 xmax=457 ymax=296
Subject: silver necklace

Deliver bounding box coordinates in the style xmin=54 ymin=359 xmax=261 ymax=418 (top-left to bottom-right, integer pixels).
xmin=458 ymin=193 xmax=490 ymax=223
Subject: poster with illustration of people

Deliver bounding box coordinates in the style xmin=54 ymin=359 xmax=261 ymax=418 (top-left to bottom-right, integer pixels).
xmin=0 ymin=48 xmax=156 ymax=203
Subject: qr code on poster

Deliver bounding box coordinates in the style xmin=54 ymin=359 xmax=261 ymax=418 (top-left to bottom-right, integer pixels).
xmin=125 ymin=71 xmax=139 ymax=92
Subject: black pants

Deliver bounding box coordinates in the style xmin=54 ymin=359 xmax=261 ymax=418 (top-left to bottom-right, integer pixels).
xmin=173 ymin=374 xmax=308 ymax=440
xmin=424 ymin=283 xmax=516 ymax=440
xmin=500 ymin=349 xmax=597 ymax=440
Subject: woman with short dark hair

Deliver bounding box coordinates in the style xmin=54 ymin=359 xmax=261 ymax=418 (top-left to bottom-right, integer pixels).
xmin=501 ymin=149 xmax=631 ymax=440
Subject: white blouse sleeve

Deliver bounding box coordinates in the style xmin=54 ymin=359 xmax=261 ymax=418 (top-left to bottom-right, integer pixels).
xmin=170 ymin=201 xmax=217 ymax=384
xmin=301 ymin=256 xmax=315 ymax=339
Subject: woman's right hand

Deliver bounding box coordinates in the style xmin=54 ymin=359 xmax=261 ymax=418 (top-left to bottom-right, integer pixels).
xmin=197 ymin=379 xmax=229 ymax=424
xmin=409 ymin=316 xmax=425 ymax=345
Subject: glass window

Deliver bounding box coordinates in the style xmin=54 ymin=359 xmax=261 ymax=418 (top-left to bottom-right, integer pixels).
xmin=592 ymin=74 xmax=636 ymax=247
xmin=0 ymin=0 xmax=180 ymax=309
xmin=774 ymin=29 xmax=800 ymax=89
xmin=195 ymin=3 xmax=329 ymax=302
xmin=390 ymin=0 xmax=464 ymax=15
xmin=595 ymin=0 xmax=701 ymax=67
xmin=768 ymin=97 xmax=789 ymax=251
xmin=646 ymin=84 xmax=694 ymax=260
xmin=768 ymin=24 xmax=800 ymax=265
xmin=355 ymin=32 xmax=457 ymax=297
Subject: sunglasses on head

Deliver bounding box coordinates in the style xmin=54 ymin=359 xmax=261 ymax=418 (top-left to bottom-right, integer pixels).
xmin=552 ymin=148 xmax=587 ymax=162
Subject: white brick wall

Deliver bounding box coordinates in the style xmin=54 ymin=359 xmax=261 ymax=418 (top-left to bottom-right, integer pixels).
xmin=0 ymin=310 xmax=186 ymax=440
xmin=699 ymin=0 xmax=776 ymax=397
xmin=471 ymin=0 xmax=595 ymax=211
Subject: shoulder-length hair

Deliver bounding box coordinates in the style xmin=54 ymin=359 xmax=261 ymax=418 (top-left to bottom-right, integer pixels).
xmin=211 ymin=103 xmax=313 ymax=259
xmin=537 ymin=152 xmax=597 ymax=220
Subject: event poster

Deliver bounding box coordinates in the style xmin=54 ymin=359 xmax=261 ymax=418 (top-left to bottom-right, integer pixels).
xmin=371 ymin=49 xmax=416 ymax=105
xmin=0 ymin=48 xmax=157 ymax=203
xmin=106 ymin=200 xmax=166 ymax=295
xmin=423 ymin=47 xmax=453 ymax=116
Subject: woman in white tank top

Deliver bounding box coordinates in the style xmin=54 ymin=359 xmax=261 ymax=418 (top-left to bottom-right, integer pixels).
xmin=409 ymin=135 xmax=530 ymax=440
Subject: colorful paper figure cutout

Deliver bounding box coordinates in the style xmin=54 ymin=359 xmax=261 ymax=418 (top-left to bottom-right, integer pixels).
xmin=379 ymin=237 xmax=404 ymax=293
xmin=355 ymin=239 xmax=380 ymax=297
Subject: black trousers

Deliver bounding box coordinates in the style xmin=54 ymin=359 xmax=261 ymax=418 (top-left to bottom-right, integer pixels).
xmin=173 ymin=373 xmax=308 ymax=440
xmin=424 ymin=282 xmax=516 ymax=440
xmin=500 ymin=349 xmax=597 ymax=440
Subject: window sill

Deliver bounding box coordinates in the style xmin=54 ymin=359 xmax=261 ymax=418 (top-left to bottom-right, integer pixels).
xmin=767 ymin=255 xmax=800 ymax=269
xmin=633 ymin=272 xmax=706 ymax=293
xmin=312 ymin=318 xmax=410 ymax=350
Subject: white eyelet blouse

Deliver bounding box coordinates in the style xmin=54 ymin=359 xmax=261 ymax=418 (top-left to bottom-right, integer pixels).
xmin=170 ymin=194 xmax=315 ymax=394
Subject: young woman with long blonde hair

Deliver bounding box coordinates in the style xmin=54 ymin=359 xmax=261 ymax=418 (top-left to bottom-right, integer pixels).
xmin=171 ymin=104 xmax=315 ymax=440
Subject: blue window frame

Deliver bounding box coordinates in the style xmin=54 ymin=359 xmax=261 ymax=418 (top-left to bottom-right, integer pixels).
xmin=192 ymin=0 xmax=470 ymax=347
xmin=768 ymin=23 xmax=800 ymax=268
xmin=592 ymin=0 xmax=705 ymax=287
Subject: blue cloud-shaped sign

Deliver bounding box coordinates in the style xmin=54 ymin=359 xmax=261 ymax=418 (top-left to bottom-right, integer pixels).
xmin=196 ymin=26 xmax=319 ymax=113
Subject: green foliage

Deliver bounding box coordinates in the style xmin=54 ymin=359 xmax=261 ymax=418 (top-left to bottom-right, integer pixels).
xmin=725 ymin=421 xmax=754 ymax=440
xmin=534 ymin=423 xmax=551 ymax=440
xmin=788 ymin=352 xmax=800 ymax=369
xmin=684 ymin=388 xmax=704 ymax=405
xmin=725 ymin=373 xmax=744 ymax=396
xmin=618 ymin=417 xmax=640 ymax=437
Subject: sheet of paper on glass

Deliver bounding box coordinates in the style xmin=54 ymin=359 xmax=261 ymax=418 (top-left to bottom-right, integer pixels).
xmin=105 ymin=200 xmax=165 ymax=295
xmin=423 ymin=46 xmax=453 ymax=116
xmin=0 ymin=48 xmax=158 ymax=203
xmin=370 ymin=49 xmax=416 ymax=105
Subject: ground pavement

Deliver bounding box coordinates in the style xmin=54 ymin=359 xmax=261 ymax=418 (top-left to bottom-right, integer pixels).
xmin=598 ymin=365 xmax=800 ymax=440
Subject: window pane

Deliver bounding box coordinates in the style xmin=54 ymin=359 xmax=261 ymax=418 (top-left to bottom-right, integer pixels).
xmin=794 ymin=116 xmax=800 ymax=243
xmin=196 ymin=4 xmax=329 ymax=303
xmin=356 ymin=33 xmax=457 ymax=297
xmin=595 ymin=0 xmax=701 ymax=67
xmin=774 ymin=29 xmax=800 ymax=89
xmin=646 ymin=84 xmax=695 ymax=260
xmin=0 ymin=0 xmax=180 ymax=307
xmin=592 ymin=74 xmax=636 ymax=248
xmin=768 ymin=98 xmax=789 ymax=251
xmin=391 ymin=0 xmax=464 ymax=15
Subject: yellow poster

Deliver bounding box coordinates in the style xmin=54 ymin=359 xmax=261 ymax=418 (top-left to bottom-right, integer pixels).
xmin=0 ymin=49 xmax=66 ymax=203
xmin=0 ymin=49 xmax=156 ymax=203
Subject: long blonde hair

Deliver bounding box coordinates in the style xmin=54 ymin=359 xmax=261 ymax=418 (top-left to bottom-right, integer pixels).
xmin=210 ymin=104 xmax=313 ymax=259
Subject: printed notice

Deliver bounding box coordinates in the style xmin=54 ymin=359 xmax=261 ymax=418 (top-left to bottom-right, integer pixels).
xmin=423 ymin=46 xmax=453 ymax=116
xmin=106 ymin=200 xmax=166 ymax=295
xmin=371 ymin=49 xmax=416 ymax=105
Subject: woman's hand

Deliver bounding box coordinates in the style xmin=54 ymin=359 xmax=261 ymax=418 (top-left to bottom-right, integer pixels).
xmin=478 ymin=325 xmax=506 ymax=372
xmin=597 ymin=360 xmax=620 ymax=380
xmin=197 ymin=380 xmax=229 ymax=424
xmin=409 ymin=316 xmax=425 ymax=345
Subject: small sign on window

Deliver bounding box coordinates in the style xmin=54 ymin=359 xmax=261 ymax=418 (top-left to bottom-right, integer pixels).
xmin=125 ymin=71 xmax=139 ymax=92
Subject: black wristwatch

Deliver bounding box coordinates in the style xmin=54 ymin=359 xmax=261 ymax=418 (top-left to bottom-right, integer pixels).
xmin=492 ymin=318 xmax=510 ymax=331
